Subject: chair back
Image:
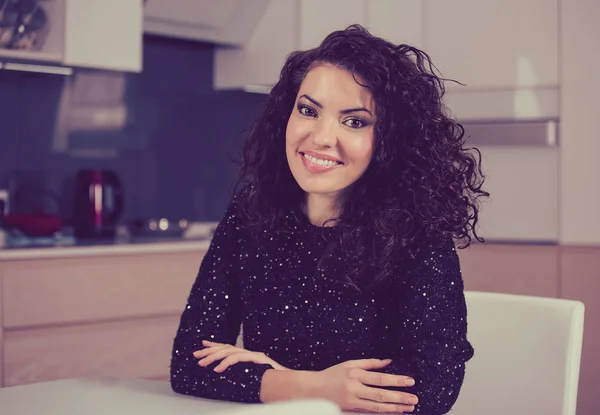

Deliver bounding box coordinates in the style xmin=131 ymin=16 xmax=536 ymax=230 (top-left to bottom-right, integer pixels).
xmin=452 ymin=291 xmax=585 ymax=415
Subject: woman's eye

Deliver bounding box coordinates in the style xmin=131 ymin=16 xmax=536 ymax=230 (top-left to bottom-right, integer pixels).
xmin=298 ymin=105 xmax=317 ymax=117
xmin=343 ymin=118 xmax=365 ymax=129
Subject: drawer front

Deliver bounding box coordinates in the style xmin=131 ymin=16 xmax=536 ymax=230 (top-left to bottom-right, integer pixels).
xmin=457 ymin=244 xmax=559 ymax=298
xmin=2 ymin=252 xmax=203 ymax=328
xmin=4 ymin=315 xmax=180 ymax=386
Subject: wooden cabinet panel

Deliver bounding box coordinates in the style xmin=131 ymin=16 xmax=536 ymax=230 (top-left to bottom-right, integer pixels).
xmin=0 ymin=263 xmax=4 ymax=387
xmin=560 ymin=247 xmax=600 ymax=415
xmin=299 ymin=0 xmax=365 ymax=49
xmin=2 ymin=252 xmax=203 ymax=329
xmin=4 ymin=316 xmax=180 ymax=387
xmin=457 ymin=244 xmax=559 ymax=297
xmin=366 ymin=0 xmax=423 ymax=47
xmin=64 ymin=0 xmax=143 ymax=72
xmin=424 ymin=0 xmax=558 ymax=90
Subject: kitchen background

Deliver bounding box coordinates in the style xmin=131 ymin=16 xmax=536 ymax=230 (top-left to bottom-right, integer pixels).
xmin=0 ymin=35 xmax=265 ymax=224
xmin=0 ymin=1 xmax=599 ymax=414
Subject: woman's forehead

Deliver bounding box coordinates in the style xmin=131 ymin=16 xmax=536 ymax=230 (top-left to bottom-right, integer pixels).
xmin=297 ymin=65 xmax=375 ymax=113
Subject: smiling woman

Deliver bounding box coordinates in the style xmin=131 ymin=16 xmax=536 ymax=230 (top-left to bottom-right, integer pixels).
xmin=170 ymin=25 xmax=488 ymax=414
xmin=286 ymin=66 xmax=375 ymax=221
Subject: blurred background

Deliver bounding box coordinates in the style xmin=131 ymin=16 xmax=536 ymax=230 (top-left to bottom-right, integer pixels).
xmin=0 ymin=1 xmax=597 ymax=414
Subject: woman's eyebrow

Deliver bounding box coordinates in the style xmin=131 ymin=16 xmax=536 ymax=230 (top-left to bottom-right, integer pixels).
xmin=299 ymin=94 xmax=373 ymax=117
xmin=340 ymin=107 xmax=373 ymax=117
xmin=299 ymin=94 xmax=322 ymax=108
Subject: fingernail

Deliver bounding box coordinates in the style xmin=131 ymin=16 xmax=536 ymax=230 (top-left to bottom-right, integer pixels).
xmin=382 ymin=359 xmax=392 ymax=363
xmin=405 ymin=378 xmax=415 ymax=386
xmin=409 ymin=396 xmax=418 ymax=405
xmin=213 ymin=366 xmax=222 ymax=372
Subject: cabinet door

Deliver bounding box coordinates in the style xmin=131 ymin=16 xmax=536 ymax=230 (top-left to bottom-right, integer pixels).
xmin=2 ymin=252 xmax=202 ymax=329
xmin=63 ymin=0 xmax=143 ymax=72
xmin=144 ymin=0 xmax=237 ymax=28
xmin=214 ymin=0 xmax=298 ymax=89
xmin=560 ymin=247 xmax=600 ymax=415
xmin=299 ymin=0 xmax=365 ymax=49
xmin=366 ymin=0 xmax=422 ymax=47
xmin=457 ymin=244 xmax=559 ymax=298
xmin=0 ymin=264 xmax=4 ymax=387
xmin=424 ymin=0 xmax=558 ymax=90
xmin=4 ymin=316 xmax=179 ymax=386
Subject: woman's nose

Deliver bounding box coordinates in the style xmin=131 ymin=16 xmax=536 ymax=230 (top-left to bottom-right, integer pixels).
xmin=311 ymin=119 xmax=337 ymax=148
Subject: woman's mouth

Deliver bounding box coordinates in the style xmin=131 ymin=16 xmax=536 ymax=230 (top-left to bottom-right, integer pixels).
xmin=299 ymin=152 xmax=343 ymax=173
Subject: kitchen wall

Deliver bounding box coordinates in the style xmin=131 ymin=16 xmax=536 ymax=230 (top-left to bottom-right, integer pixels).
xmin=0 ymin=35 xmax=265 ymax=223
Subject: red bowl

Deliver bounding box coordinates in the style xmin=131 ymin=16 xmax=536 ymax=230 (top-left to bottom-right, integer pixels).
xmin=4 ymin=213 xmax=64 ymax=237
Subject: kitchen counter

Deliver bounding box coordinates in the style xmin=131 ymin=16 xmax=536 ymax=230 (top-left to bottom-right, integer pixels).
xmin=0 ymin=222 xmax=217 ymax=261
xmin=0 ymin=238 xmax=211 ymax=261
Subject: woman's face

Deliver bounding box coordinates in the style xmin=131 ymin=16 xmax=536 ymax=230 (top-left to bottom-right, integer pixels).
xmin=285 ymin=65 xmax=375 ymax=200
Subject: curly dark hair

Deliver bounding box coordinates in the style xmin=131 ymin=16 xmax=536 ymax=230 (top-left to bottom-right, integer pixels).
xmin=235 ymin=24 xmax=489 ymax=289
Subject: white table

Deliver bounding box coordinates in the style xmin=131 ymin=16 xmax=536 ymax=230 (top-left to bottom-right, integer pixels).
xmin=0 ymin=378 xmax=339 ymax=415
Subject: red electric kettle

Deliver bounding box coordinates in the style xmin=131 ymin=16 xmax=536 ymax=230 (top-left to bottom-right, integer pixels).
xmin=73 ymin=169 xmax=124 ymax=239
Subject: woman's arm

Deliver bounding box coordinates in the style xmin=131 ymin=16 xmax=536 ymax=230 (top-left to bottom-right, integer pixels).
xmin=378 ymin=238 xmax=474 ymax=414
xmin=170 ymin=195 xmax=273 ymax=403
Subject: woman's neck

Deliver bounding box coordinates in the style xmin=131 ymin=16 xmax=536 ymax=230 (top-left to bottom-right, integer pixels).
xmin=304 ymin=193 xmax=341 ymax=227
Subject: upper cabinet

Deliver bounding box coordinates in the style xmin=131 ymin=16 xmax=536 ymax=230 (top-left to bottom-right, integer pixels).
xmin=213 ymin=0 xmax=559 ymax=120
xmin=0 ymin=0 xmax=143 ymax=73
xmin=214 ymin=0 xmax=422 ymax=90
xmin=143 ymin=0 xmax=271 ymax=46
xmin=365 ymin=0 xmax=422 ymax=48
xmin=424 ymin=0 xmax=559 ymax=120
xmin=298 ymin=0 xmax=365 ymax=49
xmin=425 ymin=0 xmax=558 ymax=90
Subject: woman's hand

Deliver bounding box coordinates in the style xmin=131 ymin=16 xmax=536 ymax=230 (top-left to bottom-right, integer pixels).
xmin=313 ymin=359 xmax=418 ymax=413
xmin=192 ymin=340 xmax=288 ymax=373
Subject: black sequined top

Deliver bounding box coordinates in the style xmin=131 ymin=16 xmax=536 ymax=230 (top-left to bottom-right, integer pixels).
xmin=170 ymin=196 xmax=474 ymax=414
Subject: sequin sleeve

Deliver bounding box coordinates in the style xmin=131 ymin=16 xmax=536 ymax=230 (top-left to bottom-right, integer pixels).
xmin=169 ymin=196 xmax=273 ymax=402
xmin=380 ymin=238 xmax=474 ymax=414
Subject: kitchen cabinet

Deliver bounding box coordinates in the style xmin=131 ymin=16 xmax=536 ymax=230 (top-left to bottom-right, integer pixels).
xmin=457 ymin=244 xmax=600 ymax=415
xmin=424 ymin=0 xmax=559 ymax=120
xmin=559 ymin=0 xmax=600 ymax=246
xmin=457 ymin=243 xmax=559 ymax=298
xmin=560 ymin=248 xmax=600 ymax=415
xmin=0 ymin=249 xmax=203 ymax=386
xmin=143 ymin=0 xmax=270 ymax=46
xmin=214 ymin=0 xmax=423 ymax=89
xmin=365 ymin=0 xmax=422 ymax=47
xmin=424 ymin=0 xmax=558 ymax=91
xmin=298 ymin=0 xmax=365 ymax=49
xmin=0 ymin=0 xmax=143 ymax=73
xmin=475 ymin=146 xmax=559 ymax=243
xmin=215 ymin=0 xmax=558 ymax=121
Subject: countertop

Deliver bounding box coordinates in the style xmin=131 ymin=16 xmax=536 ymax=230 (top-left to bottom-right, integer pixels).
xmin=0 ymin=377 xmax=341 ymax=415
xmin=0 ymin=222 xmax=217 ymax=261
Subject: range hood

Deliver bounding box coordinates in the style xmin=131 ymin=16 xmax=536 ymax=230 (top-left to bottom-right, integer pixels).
xmin=144 ymin=0 xmax=271 ymax=46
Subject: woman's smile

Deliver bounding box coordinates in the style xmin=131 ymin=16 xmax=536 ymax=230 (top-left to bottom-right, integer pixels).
xmin=299 ymin=150 xmax=344 ymax=173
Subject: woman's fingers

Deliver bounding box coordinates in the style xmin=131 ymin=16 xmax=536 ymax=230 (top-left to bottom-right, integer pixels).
xmin=197 ymin=345 xmax=240 ymax=367
xmin=351 ymin=398 xmax=415 ymax=413
xmin=214 ymin=352 xmax=263 ymax=372
xmin=192 ymin=344 xmax=230 ymax=359
xmin=344 ymin=358 xmax=393 ymax=371
xmin=360 ymin=370 xmax=416 ymax=388
xmin=357 ymin=384 xmax=419 ymax=406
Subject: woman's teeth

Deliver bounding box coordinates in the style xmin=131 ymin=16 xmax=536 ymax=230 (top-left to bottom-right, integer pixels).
xmin=303 ymin=153 xmax=341 ymax=167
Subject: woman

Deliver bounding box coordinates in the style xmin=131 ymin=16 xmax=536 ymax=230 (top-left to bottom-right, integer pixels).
xmin=170 ymin=25 xmax=488 ymax=414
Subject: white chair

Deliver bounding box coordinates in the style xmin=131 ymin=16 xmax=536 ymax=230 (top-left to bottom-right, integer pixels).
xmin=452 ymin=291 xmax=585 ymax=415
